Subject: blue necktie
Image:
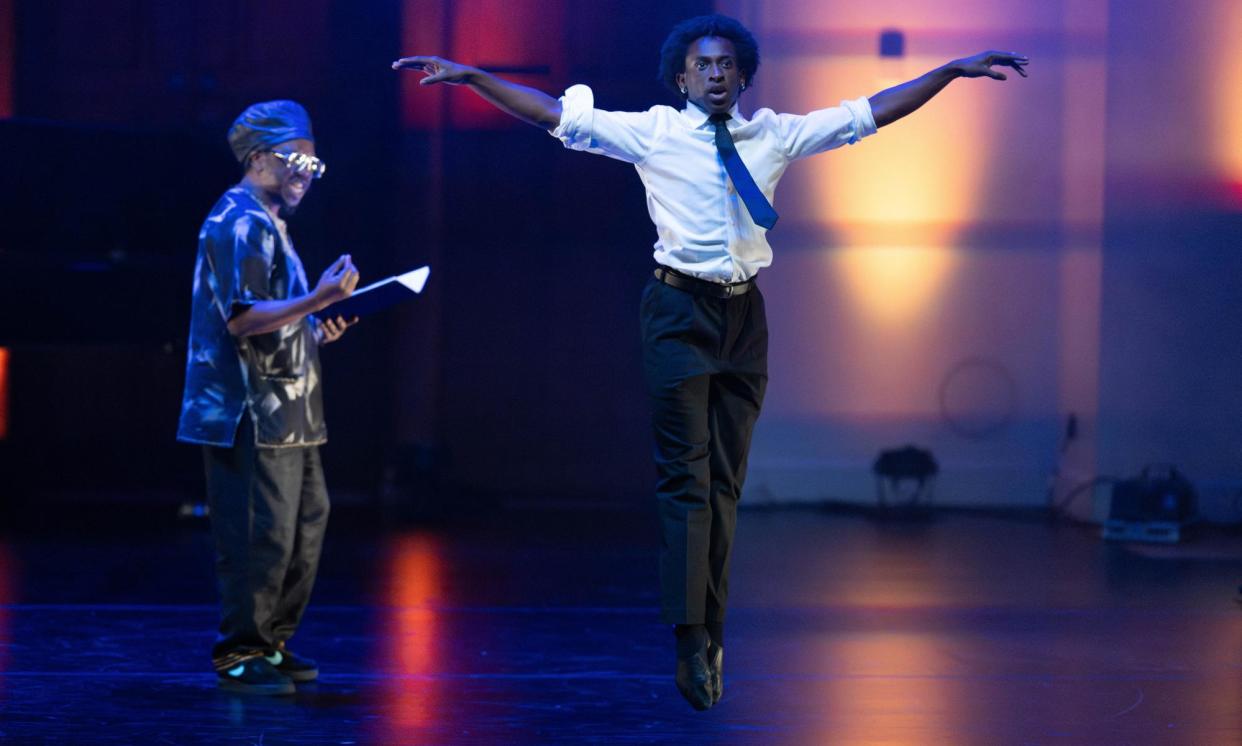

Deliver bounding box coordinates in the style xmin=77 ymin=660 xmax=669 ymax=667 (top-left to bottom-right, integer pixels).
xmin=710 ymin=113 xmax=778 ymax=230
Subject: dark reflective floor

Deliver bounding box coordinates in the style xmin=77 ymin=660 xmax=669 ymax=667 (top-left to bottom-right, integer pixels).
xmin=0 ymin=504 xmax=1239 ymax=744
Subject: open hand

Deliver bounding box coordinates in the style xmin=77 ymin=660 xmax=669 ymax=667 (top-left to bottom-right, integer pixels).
xmin=954 ymin=51 xmax=1029 ymax=80
xmin=391 ymin=55 xmax=476 ymax=86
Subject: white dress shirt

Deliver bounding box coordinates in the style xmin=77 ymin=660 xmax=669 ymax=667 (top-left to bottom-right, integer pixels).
xmin=551 ymin=85 xmax=877 ymax=283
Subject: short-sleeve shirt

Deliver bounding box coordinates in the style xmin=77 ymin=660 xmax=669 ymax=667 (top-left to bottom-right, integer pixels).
xmin=550 ymin=86 xmax=877 ymax=283
xmin=177 ymin=186 xmax=326 ymax=449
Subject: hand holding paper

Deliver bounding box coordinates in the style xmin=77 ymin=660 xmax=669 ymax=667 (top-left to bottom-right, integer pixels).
xmin=317 ymin=314 xmax=357 ymax=345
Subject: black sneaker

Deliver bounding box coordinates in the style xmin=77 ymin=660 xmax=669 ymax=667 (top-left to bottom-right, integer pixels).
xmin=217 ymin=657 xmax=295 ymax=695
xmin=266 ymin=648 xmax=319 ymax=683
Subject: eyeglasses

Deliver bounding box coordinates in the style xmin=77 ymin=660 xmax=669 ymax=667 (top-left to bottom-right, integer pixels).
xmin=270 ymin=151 xmax=327 ymax=179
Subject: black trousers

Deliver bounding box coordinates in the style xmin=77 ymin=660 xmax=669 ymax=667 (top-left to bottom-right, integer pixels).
xmin=640 ymin=273 xmax=768 ymax=626
xmin=202 ymin=416 xmax=330 ymax=668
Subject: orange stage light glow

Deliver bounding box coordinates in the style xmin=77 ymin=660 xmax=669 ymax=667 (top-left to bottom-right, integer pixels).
xmin=0 ymin=347 xmax=8 ymax=440
xmin=831 ymin=245 xmax=960 ymax=330
xmin=374 ymin=533 xmax=445 ymax=738
xmin=399 ymin=0 xmax=565 ymax=130
xmin=770 ymin=53 xmax=1001 ymax=341
xmin=814 ymin=59 xmax=991 ymax=241
xmin=813 ymin=629 xmax=959 ymax=743
xmin=1212 ymin=4 xmax=1242 ymax=191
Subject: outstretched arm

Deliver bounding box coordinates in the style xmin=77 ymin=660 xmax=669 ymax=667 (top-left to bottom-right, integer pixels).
xmin=868 ymin=51 xmax=1028 ymax=128
xmin=392 ymin=56 xmax=562 ymax=131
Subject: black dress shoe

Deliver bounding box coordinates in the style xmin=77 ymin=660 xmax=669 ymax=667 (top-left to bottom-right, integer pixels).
xmin=707 ymin=640 xmax=723 ymax=704
xmin=675 ymin=627 xmax=713 ymax=711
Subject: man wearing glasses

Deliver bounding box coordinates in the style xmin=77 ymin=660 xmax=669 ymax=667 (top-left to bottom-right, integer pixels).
xmin=177 ymin=100 xmax=359 ymax=694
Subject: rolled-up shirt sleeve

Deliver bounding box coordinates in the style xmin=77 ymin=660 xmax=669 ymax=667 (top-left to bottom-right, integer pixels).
xmin=550 ymin=84 xmax=659 ymax=164
xmin=777 ymin=96 xmax=877 ymax=162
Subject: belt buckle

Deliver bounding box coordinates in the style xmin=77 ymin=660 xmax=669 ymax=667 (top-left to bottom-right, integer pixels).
xmin=723 ymin=284 xmax=735 ymax=297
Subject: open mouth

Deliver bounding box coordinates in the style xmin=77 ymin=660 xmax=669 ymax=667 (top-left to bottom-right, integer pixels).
xmin=707 ymin=87 xmax=729 ymax=103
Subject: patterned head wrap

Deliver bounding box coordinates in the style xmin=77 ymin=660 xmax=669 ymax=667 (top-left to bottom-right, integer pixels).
xmin=227 ymin=100 xmax=315 ymax=166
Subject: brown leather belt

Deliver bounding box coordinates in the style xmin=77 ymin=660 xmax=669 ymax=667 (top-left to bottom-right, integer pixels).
xmin=654 ymin=266 xmax=753 ymax=298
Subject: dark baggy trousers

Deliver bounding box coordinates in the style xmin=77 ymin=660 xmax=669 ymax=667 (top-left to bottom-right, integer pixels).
xmin=202 ymin=416 xmax=330 ymax=668
xmin=640 ymin=272 xmax=768 ymax=626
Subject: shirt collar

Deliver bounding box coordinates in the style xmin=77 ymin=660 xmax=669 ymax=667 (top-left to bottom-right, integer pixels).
xmin=234 ymin=184 xmax=288 ymax=233
xmin=681 ymin=100 xmax=747 ymax=129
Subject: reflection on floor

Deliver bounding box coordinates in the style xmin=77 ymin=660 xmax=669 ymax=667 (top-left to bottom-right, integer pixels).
xmin=0 ymin=505 xmax=1239 ymax=744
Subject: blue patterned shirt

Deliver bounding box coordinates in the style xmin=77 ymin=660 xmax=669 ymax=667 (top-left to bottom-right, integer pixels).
xmin=177 ymin=187 xmax=326 ymax=448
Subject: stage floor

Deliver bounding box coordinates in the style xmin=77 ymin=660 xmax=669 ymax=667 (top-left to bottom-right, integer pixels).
xmin=0 ymin=504 xmax=1239 ymax=744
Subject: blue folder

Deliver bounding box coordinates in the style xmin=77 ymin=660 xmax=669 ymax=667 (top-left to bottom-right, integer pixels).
xmin=321 ymin=266 xmax=430 ymax=320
